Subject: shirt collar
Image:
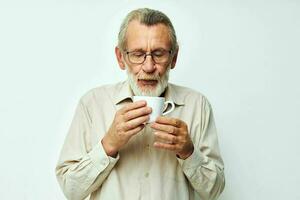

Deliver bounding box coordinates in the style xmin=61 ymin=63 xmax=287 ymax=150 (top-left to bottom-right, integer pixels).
xmin=163 ymin=83 xmax=185 ymax=106
xmin=114 ymin=80 xmax=185 ymax=106
xmin=113 ymin=80 xmax=134 ymax=105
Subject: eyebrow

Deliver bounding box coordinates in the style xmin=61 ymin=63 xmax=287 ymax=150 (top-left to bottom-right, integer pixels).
xmin=128 ymin=47 xmax=168 ymax=52
xmin=129 ymin=48 xmax=145 ymax=52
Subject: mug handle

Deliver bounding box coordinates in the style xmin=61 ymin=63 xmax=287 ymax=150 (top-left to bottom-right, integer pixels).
xmin=162 ymin=101 xmax=175 ymax=116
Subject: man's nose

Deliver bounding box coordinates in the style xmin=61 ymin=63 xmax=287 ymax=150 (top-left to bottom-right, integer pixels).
xmin=142 ymin=55 xmax=156 ymax=73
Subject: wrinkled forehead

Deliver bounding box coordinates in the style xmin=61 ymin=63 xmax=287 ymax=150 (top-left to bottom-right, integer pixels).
xmin=125 ymin=20 xmax=172 ymax=51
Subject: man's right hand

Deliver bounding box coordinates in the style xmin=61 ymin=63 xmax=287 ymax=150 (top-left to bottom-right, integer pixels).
xmin=101 ymin=100 xmax=152 ymax=157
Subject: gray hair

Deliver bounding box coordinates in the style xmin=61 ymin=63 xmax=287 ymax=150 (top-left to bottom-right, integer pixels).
xmin=117 ymin=8 xmax=178 ymax=53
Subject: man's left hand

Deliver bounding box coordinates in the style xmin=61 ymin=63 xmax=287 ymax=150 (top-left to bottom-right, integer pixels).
xmin=150 ymin=116 xmax=194 ymax=159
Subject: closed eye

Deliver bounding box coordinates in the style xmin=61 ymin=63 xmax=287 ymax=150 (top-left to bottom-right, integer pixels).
xmin=131 ymin=52 xmax=145 ymax=57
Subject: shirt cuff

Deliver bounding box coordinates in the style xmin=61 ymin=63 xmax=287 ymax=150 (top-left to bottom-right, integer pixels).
xmin=88 ymin=143 xmax=119 ymax=172
xmin=177 ymin=148 xmax=205 ymax=176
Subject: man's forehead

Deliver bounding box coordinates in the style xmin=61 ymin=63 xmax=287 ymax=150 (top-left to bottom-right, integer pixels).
xmin=125 ymin=20 xmax=171 ymax=50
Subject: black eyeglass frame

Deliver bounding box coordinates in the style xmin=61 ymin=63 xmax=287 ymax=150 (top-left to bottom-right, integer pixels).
xmin=124 ymin=49 xmax=173 ymax=64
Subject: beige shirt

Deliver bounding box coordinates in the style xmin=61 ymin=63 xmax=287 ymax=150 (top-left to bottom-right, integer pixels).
xmin=55 ymin=80 xmax=225 ymax=200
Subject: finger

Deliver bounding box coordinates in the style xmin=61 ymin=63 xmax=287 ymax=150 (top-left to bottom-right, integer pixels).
xmin=153 ymin=142 xmax=179 ymax=151
xmin=155 ymin=116 xmax=181 ymax=127
xmin=151 ymin=123 xmax=178 ymax=135
xmin=124 ymin=115 xmax=149 ymax=131
xmin=123 ymin=106 xmax=152 ymax=121
xmin=120 ymin=100 xmax=147 ymax=113
xmin=126 ymin=124 xmax=145 ymax=136
xmin=154 ymin=131 xmax=177 ymax=144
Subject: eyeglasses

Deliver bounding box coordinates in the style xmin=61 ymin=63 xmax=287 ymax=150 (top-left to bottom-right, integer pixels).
xmin=125 ymin=49 xmax=172 ymax=64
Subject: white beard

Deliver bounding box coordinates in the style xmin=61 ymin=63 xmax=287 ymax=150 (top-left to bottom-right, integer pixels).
xmin=126 ymin=65 xmax=171 ymax=97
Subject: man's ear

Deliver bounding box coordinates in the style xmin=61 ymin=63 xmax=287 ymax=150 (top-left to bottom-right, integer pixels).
xmin=170 ymin=48 xmax=179 ymax=69
xmin=115 ymin=46 xmax=126 ymax=70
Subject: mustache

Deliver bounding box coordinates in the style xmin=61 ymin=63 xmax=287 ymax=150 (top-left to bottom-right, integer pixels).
xmin=137 ymin=73 xmax=160 ymax=81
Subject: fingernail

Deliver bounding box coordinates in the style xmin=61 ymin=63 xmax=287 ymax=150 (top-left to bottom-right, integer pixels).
xmin=139 ymin=101 xmax=145 ymax=105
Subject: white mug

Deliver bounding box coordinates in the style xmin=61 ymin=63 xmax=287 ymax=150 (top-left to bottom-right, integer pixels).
xmin=133 ymin=96 xmax=175 ymax=123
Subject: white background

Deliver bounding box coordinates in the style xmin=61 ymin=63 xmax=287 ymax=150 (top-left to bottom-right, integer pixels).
xmin=0 ymin=0 xmax=299 ymax=199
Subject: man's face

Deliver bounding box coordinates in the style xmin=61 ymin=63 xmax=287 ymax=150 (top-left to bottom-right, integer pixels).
xmin=116 ymin=20 xmax=178 ymax=96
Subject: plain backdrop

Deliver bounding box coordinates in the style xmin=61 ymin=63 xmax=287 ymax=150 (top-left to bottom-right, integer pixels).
xmin=0 ymin=0 xmax=299 ymax=199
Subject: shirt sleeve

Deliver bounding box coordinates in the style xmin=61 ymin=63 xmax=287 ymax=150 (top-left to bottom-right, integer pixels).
xmin=177 ymin=96 xmax=225 ymax=200
xmin=55 ymin=99 xmax=119 ymax=200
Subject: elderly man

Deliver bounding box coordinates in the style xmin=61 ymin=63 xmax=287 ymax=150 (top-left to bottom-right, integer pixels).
xmin=56 ymin=8 xmax=225 ymax=200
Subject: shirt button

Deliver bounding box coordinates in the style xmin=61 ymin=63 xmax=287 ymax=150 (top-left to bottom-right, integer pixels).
xmin=145 ymin=172 xmax=149 ymax=178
